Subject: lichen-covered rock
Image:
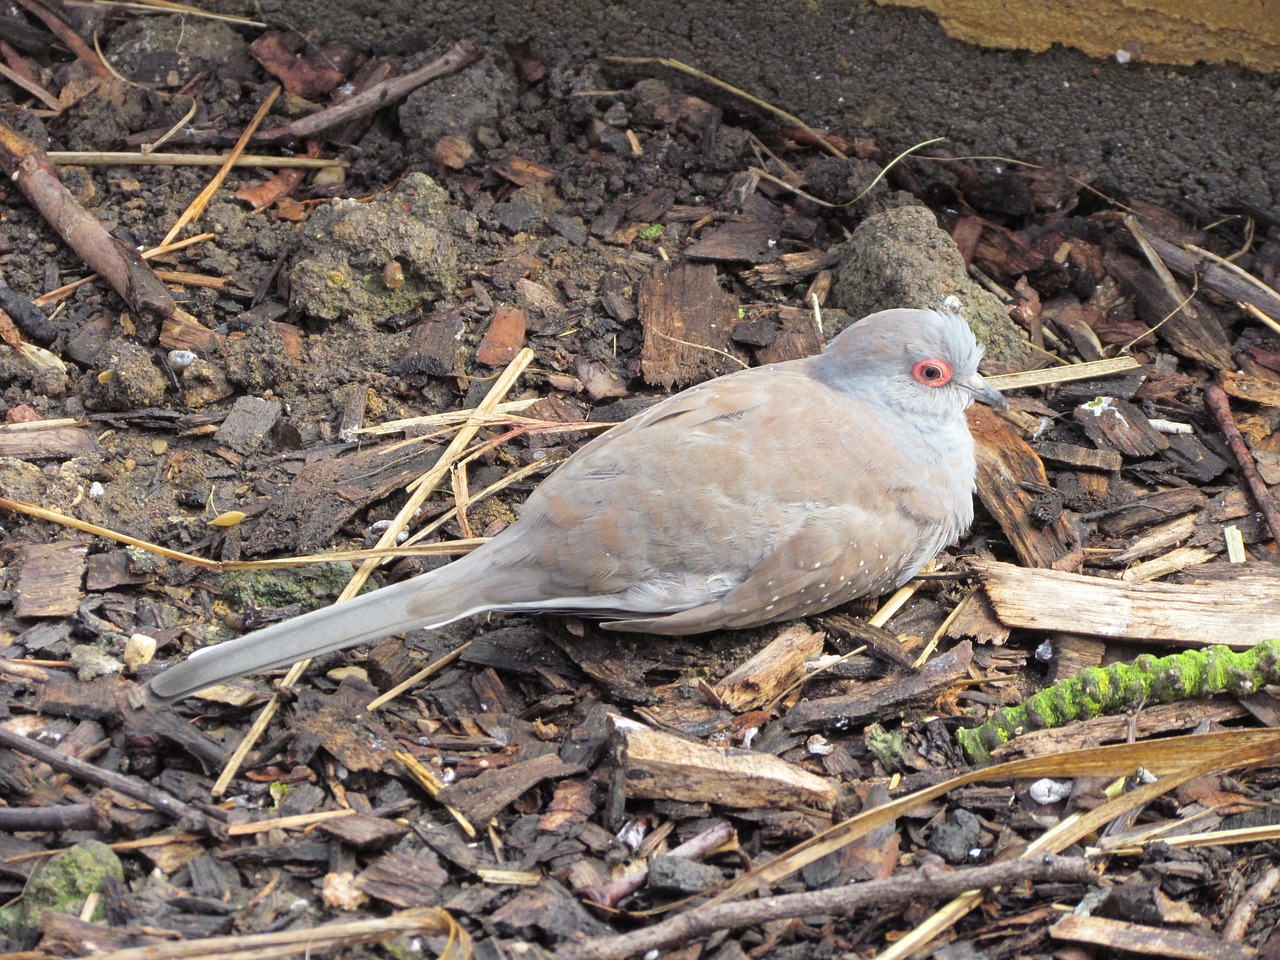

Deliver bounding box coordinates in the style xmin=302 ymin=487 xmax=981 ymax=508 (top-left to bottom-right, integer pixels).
xmin=0 ymin=840 xmax=123 ymax=947
xmin=831 ymin=204 xmax=1032 ymax=366
xmin=289 ymin=173 xmax=460 ymax=328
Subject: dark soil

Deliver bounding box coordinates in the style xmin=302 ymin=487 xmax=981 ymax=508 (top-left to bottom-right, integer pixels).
xmin=3 ymin=7 xmax=1280 ymax=960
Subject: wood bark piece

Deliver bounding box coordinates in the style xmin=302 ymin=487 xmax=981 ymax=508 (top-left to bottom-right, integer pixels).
xmin=616 ymin=723 xmax=837 ymax=811
xmin=639 ymin=261 xmax=743 ymax=389
xmin=0 ymin=419 xmax=99 ymax=459
xmin=1141 ymin=230 xmax=1280 ymax=320
xmin=397 ymin=307 xmax=465 ymax=377
xmin=1050 ymin=914 xmax=1254 ymax=960
xmin=685 ymin=219 xmax=780 ymax=263
xmin=318 ymin=812 xmax=410 ymax=851
xmin=0 ymin=118 xmax=176 ymax=324
xmin=1035 ymin=439 xmax=1122 ymax=472
xmin=475 ymin=306 xmax=527 ymax=366
xmin=212 ymin=396 xmax=283 ymax=456
xmin=973 ymin=558 xmax=1280 ymax=648
xmin=13 ymin=540 xmax=87 ymax=618
xmin=991 ymin=700 xmax=1248 ymax=761
xmin=754 ymin=305 xmax=825 ymax=364
xmin=712 ymin=623 xmax=825 ymax=711
xmin=969 ymin=405 xmax=1079 ymax=569
xmin=1105 ymin=248 xmax=1234 ymax=370
xmin=436 ymin=753 xmax=586 ymax=824
xmin=243 ymin=437 xmax=450 ymax=555
xmin=1220 ymin=369 xmax=1280 ymax=408
xmin=1073 ymin=396 xmax=1169 ymax=457
xmin=784 ymin=641 xmax=974 ymax=733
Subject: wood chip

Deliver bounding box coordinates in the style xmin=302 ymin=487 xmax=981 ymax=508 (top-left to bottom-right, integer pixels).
xmin=475 ymin=306 xmax=527 ymax=366
xmin=1073 ymin=396 xmax=1169 ymax=457
xmin=436 ymin=753 xmax=586 ymax=824
xmin=974 ymin=558 xmax=1280 ymax=647
xmin=354 ymin=850 xmax=448 ymax=907
xmin=638 ymin=261 xmax=743 ymax=389
xmin=970 ymin=406 xmax=1079 ymax=568
xmin=1050 ymin=914 xmax=1253 ymax=960
xmin=212 ymin=395 xmax=282 ymax=456
xmin=784 ymin=641 xmax=975 ymax=733
xmin=14 ymin=540 xmax=88 ymax=618
xmin=712 ymin=623 xmax=825 ymax=711
xmin=616 ymin=723 xmax=837 ymax=811
xmin=317 ymin=812 xmax=410 ymax=851
xmin=0 ymin=420 xmax=99 ymax=459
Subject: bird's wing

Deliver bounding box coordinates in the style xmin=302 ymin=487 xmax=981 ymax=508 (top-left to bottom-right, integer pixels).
xmin=602 ymin=504 xmax=917 ymax=635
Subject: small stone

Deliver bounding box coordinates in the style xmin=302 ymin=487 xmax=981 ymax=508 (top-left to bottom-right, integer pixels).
xmin=123 ymin=633 xmax=157 ymax=671
xmin=646 ymin=855 xmax=724 ymax=894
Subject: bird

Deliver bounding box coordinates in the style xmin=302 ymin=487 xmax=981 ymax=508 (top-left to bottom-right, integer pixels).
xmin=147 ymin=306 xmax=1006 ymax=703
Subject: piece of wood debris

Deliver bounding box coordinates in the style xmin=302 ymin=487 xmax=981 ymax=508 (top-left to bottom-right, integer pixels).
xmin=754 ymin=305 xmax=825 ymax=364
xmin=1035 ymin=439 xmax=1122 ymax=472
xmin=970 ymin=406 xmax=1079 ymax=568
xmin=1097 ymin=488 xmax=1207 ymax=538
xmin=0 ymin=419 xmax=100 ymax=459
xmin=354 ymin=849 xmax=448 ymax=907
xmin=1050 ymin=914 xmax=1255 ymax=960
xmin=972 ymin=559 xmax=1280 ymax=648
xmin=317 ymin=812 xmax=410 ymax=851
xmin=476 ymin=306 xmax=527 ymax=366
xmin=1108 ymin=233 xmax=1234 ymax=370
xmin=992 ymin=700 xmax=1248 ymax=761
xmin=397 ymin=307 xmax=465 ymax=376
xmin=784 ymin=641 xmax=974 ymax=733
xmin=212 ymin=395 xmax=283 ymax=456
xmin=436 ymin=753 xmax=586 ymax=824
xmin=14 ymin=540 xmax=88 ymax=618
xmin=712 ymin=623 xmax=825 ymax=711
xmin=638 ymin=261 xmax=744 ymax=388
xmin=615 ymin=723 xmax=836 ymax=811
xmin=685 ymin=219 xmax=779 ymax=263
xmin=1073 ymin=396 xmax=1169 ymax=456
xmin=1220 ymin=370 xmax=1280 ymax=408
xmin=1120 ymin=546 xmax=1218 ymax=582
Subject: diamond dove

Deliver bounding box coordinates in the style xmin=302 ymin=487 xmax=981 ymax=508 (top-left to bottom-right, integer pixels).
xmin=148 ymin=306 xmax=1005 ymax=703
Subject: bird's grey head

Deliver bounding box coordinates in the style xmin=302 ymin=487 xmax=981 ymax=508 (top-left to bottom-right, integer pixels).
xmin=813 ymin=307 xmax=1005 ymax=420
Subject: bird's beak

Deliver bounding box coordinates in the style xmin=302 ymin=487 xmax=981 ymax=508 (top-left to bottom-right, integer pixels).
xmin=961 ymin=371 xmax=1007 ymax=410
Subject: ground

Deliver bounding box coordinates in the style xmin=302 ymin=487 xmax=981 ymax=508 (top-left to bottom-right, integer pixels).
xmin=2 ymin=4 xmax=1280 ymax=960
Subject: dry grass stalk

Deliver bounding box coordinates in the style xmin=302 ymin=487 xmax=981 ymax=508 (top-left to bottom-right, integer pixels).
xmin=210 ymin=347 xmax=535 ymax=796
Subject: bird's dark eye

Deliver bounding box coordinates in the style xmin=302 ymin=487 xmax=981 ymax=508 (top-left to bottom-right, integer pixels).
xmin=912 ymin=358 xmax=953 ymax=387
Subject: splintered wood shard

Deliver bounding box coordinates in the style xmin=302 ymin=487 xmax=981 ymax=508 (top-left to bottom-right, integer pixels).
xmin=973 ymin=559 xmax=1280 ymax=648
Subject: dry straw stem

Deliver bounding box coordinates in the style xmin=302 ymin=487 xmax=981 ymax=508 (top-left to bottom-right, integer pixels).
xmin=605 ymin=56 xmax=848 ymax=159
xmin=368 ymin=640 xmax=473 ymax=710
xmin=54 ymin=906 xmax=471 ymax=960
xmin=211 ymin=347 xmax=535 ymax=797
xmin=752 ymin=136 xmax=947 ymax=209
xmin=48 ymin=151 xmax=347 ymax=168
xmin=161 ymin=85 xmax=280 ymax=248
xmin=875 ymin=734 xmax=1280 ymax=960
xmin=395 ymin=748 xmax=477 ymax=837
xmin=701 ymin=729 xmax=1280 ymax=912
xmin=984 ymin=355 xmax=1141 ymax=393
xmin=1098 ymin=821 xmax=1280 ymax=857
xmin=93 ymin=0 xmax=267 ymax=27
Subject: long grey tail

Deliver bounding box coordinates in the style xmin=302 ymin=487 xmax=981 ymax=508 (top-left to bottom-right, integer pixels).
xmin=145 ymin=550 xmax=508 ymax=703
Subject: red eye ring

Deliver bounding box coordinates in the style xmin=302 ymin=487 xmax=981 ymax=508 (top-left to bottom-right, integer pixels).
xmin=912 ymin=358 xmax=953 ymax=387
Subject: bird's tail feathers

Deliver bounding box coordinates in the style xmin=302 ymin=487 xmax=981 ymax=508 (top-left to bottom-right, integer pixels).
xmin=146 ymin=551 xmax=504 ymax=703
